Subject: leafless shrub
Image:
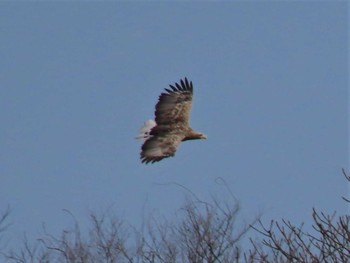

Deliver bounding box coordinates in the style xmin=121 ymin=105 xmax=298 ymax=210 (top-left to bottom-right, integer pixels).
xmin=4 ymin=235 xmax=50 ymax=263
xmin=3 ymin=192 xmax=255 ymax=263
xmin=137 ymin=196 xmax=257 ymax=263
xmin=249 ymin=169 xmax=350 ymax=262
xmin=175 ymin=198 xmax=254 ymax=263
xmin=0 ymin=206 xmax=11 ymax=254
xmin=0 ymin=206 xmax=11 ymax=234
xmin=341 ymin=168 xmax=350 ymax=203
xmin=37 ymin=210 xmax=134 ymax=263
xmin=3 ymin=170 xmax=349 ymax=262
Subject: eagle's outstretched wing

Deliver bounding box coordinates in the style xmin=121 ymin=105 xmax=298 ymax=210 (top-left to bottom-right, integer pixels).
xmin=154 ymin=77 xmax=193 ymax=127
xmin=140 ymin=134 xmax=182 ymax=164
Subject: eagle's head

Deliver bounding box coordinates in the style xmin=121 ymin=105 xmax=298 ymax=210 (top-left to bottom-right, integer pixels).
xmin=199 ymin=133 xmax=208 ymax=140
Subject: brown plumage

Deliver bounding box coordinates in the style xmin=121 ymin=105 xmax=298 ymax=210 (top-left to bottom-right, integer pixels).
xmin=138 ymin=77 xmax=207 ymax=164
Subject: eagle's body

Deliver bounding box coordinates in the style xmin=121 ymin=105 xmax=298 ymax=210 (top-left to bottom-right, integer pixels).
xmin=138 ymin=78 xmax=207 ymax=164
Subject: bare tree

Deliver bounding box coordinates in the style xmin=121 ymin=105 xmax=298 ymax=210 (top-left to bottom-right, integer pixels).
xmin=2 ymin=170 xmax=349 ymax=262
xmin=0 ymin=206 xmax=11 ymax=253
xmin=175 ymin=199 xmax=254 ymax=263
xmin=3 ymin=194 xmax=255 ymax=263
xmin=4 ymin=235 xmax=51 ymax=263
xmin=36 ymin=210 xmax=134 ymax=263
xmin=249 ymin=169 xmax=350 ymax=263
xmin=0 ymin=206 xmax=11 ymax=233
xmin=0 ymin=207 xmax=51 ymax=262
xmin=137 ymin=196 xmax=256 ymax=263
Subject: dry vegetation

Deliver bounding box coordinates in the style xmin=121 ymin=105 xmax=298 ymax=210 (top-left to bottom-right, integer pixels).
xmin=1 ymin=170 xmax=349 ymax=263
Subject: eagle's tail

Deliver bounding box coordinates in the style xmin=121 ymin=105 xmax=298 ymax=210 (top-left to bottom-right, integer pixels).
xmin=136 ymin=120 xmax=156 ymax=141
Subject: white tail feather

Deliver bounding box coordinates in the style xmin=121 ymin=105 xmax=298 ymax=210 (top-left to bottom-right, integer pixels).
xmin=136 ymin=120 xmax=156 ymax=141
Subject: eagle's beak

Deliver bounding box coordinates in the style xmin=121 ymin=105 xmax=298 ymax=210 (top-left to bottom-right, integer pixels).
xmin=201 ymin=134 xmax=208 ymax=139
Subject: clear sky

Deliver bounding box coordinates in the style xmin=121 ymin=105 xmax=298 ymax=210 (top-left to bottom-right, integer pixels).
xmin=0 ymin=1 xmax=348 ymax=250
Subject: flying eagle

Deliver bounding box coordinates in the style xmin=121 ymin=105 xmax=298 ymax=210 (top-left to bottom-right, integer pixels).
xmin=137 ymin=77 xmax=207 ymax=164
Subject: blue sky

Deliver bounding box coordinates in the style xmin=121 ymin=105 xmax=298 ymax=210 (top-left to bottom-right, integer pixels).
xmin=0 ymin=2 xmax=348 ymax=249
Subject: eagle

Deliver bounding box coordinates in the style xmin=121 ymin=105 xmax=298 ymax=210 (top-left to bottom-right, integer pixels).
xmin=137 ymin=77 xmax=207 ymax=164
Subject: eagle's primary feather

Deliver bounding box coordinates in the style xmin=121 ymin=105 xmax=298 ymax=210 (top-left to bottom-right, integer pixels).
xmin=138 ymin=77 xmax=207 ymax=164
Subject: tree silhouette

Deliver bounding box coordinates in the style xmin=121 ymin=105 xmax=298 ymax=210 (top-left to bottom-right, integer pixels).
xmin=1 ymin=169 xmax=349 ymax=262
